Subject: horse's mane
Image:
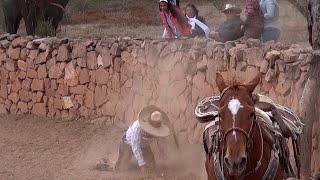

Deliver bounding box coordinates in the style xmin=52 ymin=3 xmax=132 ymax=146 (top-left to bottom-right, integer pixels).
xmin=219 ymin=71 xmax=255 ymax=88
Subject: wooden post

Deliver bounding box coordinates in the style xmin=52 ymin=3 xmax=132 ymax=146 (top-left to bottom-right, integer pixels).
xmin=300 ymin=0 xmax=320 ymax=177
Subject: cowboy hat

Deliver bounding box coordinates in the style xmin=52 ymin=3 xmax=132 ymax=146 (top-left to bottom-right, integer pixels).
xmin=159 ymin=0 xmax=168 ymax=3
xmin=138 ymin=105 xmax=170 ymax=137
xmin=221 ymin=4 xmax=242 ymax=14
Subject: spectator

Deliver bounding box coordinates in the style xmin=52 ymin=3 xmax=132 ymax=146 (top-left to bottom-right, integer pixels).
xmin=159 ymin=0 xmax=191 ymax=39
xmin=244 ymin=0 xmax=264 ymax=39
xmin=170 ymin=0 xmax=179 ymax=7
xmin=260 ymin=0 xmax=280 ymax=42
xmin=185 ymin=4 xmax=211 ymax=38
xmin=210 ymin=4 xmax=244 ymax=42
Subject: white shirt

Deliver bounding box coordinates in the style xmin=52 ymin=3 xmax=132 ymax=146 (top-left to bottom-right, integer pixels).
xmin=187 ymin=15 xmax=211 ymax=38
xmin=125 ymin=120 xmax=150 ymax=166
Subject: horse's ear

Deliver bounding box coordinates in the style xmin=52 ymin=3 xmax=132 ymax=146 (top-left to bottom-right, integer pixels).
xmin=245 ymin=73 xmax=261 ymax=94
xmin=216 ymin=72 xmax=228 ymax=92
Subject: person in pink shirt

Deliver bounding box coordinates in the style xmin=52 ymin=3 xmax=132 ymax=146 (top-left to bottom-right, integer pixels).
xmin=159 ymin=0 xmax=191 ymax=39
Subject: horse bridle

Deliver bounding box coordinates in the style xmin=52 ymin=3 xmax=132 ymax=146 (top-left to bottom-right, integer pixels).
xmin=210 ymin=86 xmax=265 ymax=179
xmin=218 ymin=86 xmax=256 ymax=152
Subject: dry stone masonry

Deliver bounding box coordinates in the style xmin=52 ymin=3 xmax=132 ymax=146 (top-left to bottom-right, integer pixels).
xmin=0 ymin=33 xmax=319 ymax=173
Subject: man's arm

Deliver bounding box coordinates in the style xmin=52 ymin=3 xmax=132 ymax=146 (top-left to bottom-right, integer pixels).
xmin=130 ymin=128 xmax=146 ymax=167
xmin=264 ymin=0 xmax=277 ymax=19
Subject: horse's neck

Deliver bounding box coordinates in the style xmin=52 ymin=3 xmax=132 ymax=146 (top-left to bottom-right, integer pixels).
xmin=53 ymin=0 xmax=68 ymax=7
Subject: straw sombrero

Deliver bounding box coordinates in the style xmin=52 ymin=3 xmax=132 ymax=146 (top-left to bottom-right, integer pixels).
xmin=221 ymin=4 xmax=242 ymax=14
xmin=159 ymin=0 xmax=168 ymax=3
xmin=138 ymin=105 xmax=170 ymax=137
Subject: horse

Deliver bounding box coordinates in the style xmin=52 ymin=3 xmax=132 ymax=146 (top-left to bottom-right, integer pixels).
xmin=195 ymin=73 xmax=300 ymax=180
xmin=2 ymin=0 xmax=68 ymax=35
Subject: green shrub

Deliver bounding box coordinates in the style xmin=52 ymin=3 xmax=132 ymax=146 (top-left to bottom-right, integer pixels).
xmin=35 ymin=19 xmax=55 ymax=37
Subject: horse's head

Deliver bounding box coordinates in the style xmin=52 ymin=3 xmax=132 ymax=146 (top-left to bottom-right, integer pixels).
xmin=216 ymin=73 xmax=260 ymax=176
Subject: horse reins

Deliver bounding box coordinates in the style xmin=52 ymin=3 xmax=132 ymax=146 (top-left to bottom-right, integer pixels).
xmin=49 ymin=2 xmax=65 ymax=11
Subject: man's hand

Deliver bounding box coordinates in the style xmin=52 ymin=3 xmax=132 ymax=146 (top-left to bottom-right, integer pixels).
xmin=140 ymin=165 xmax=151 ymax=174
xmin=210 ymin=31 xmax=219 ymax=40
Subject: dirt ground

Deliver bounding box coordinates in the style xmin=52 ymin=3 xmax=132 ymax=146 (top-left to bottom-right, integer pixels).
xmin=0 ymin=114 xmax=206 ymax=180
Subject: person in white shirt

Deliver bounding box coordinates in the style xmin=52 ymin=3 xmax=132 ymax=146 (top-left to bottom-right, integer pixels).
xmin=114 ymin=105 xmax=171 ymax=173
xmin=185 ymin=4 xmax=210 ymax=38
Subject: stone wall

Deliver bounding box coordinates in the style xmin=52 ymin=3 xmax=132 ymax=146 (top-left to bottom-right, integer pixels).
xmin=0 ymin=33 xmax=319 ymax=173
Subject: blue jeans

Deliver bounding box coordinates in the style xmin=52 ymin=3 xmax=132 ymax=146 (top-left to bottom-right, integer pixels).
xmin=262 ymin=27 xmax=280 ymax=42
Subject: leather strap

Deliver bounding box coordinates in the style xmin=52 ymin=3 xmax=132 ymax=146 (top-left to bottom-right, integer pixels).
xmin=213 ymin=152 xmax=226 ymax=180
xmin=262 ymin=145 xmax=280 ymax=180
xmin=211 ymin=144 xmax=280 ymax=180
xmin=49 ymin=2 xmax=65 ymax=11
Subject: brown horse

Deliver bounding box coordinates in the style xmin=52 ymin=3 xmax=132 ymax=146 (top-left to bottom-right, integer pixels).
xmin=197 ymin=73 xmax=294 ymax=180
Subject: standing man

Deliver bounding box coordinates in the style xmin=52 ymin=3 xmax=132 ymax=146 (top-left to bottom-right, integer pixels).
xmin=210 ymin=4 xmax=244 ymax=42
xmin=260 ymin=0 xmax=280 ymax=42
xmin=115 ymin=105 xmax=171 ymax=172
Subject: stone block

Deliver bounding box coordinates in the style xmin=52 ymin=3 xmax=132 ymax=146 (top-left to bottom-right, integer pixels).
xmin=5 ymin=59 xmax=15 ymax=71
xmin=56 ymin=45 xmax=70 ymax=62
xmin=101 ymin=101 xmax=116 ymax=116
xmin=19 ymin=89 xmax=32 ymax=102
xmin=62 ymin=96 xmax=73 ymax=109
xmin=27 ymin=68 xmax=38 ymax=79
xmin=31 ymin=79 xmax=44 ymax=91
xmin=7 ymin=47 xmax=20 ymax=60
xmin=34 ymin=51 xmax=48 ymax=64
xmin=21 ymin=78 xmax=32 ymax=90
xmin=79 ymin=68 xmax=90 ymax=84
xmin=64 ymin=62 xmax=78 ymax=86
xmin=87 ymin=51 xmax=98 ymax=69
xmin=11 ymin=37 xmax=28 ymax=48
xmin=70 ymin=85 xmax=87 ymax=95
xmin=32 ymin=103 xmax=47 ymax=116
xmin=8 ymin=92 xmax=19 ymax=103
xmin=72 ymin=43 xmax=87 ymax=59
xmin=243 ymin=47 xmax=263 ymax=67
xmin=17 ymin=101 xmax=28 ymax=113
xmin=57 ymin=84 xmax=69 ymax=96
xmin=37 ymin=64 xmax=47 ymax=79
xmin=84 ymin=90 xmax=94 ymax=109
xmin=95 ymin=68 xmax=109 ymax=85
xmin=17 ymin=60 xmax=27 ymax=71
xmin=48 ymin=63 xmax=65 ymax=79
xmin=94 ymin=85 xmax=107 ymax=107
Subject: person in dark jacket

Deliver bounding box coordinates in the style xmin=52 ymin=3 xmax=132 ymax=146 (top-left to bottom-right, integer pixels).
xmin=260 ymin=0 xmax=280 ymax=42
xmin=210 ymin=4 xmax=244 ymax=42
xmin=243 ymin=0 xmax=264 ymax=39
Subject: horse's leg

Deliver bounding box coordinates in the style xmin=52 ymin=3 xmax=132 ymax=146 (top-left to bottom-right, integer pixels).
xmin=23 ymin=7 xmax=36 ymax=35
xmin=3 ymin=7 xmax=20 ymax=34
xmin=14 ymin=14 xmax=22 ymax=34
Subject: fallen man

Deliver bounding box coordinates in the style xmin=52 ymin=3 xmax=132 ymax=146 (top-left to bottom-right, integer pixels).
xmin=114 ymin=105 xmax=171 ymax=173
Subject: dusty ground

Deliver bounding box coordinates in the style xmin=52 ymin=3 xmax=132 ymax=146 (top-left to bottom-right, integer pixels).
xmin=0 ymin=114 xmax=206 ymax=180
